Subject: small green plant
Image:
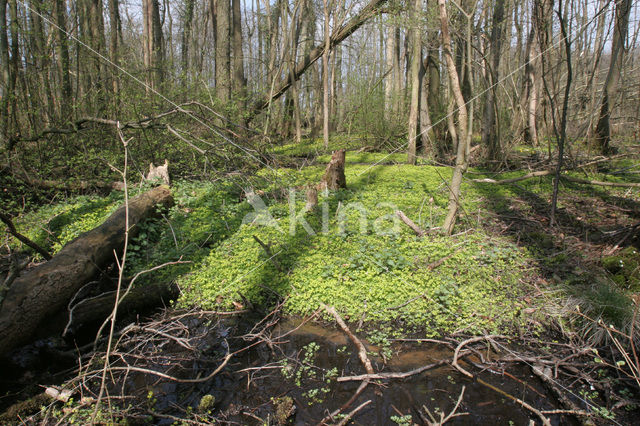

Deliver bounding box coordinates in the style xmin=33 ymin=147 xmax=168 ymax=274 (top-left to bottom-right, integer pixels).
xmin=390 ymin=414 xmax=413 ymax=425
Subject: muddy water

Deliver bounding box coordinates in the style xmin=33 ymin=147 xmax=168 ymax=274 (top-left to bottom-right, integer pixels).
xmin=0 ymin=315 xmax=570 ymax=425
xmin=160 ymin=318 xmax=568 ymax=425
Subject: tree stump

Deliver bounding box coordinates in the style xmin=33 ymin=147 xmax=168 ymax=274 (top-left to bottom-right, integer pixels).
xmin=322 ymin=149 xmax=347 ymax=190
xmin=305 ymin=185 xmax=318 ymax=211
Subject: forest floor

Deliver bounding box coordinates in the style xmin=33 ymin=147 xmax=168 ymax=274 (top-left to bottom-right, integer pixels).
xmin=1 ymin=138 xmax=640 ymax=424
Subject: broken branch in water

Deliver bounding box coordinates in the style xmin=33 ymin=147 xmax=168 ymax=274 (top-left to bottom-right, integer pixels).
xmin=477 ymin=377 xmax=551 ymax=426
xmin=337 ymin=360 xmax=448 ymax=382
xmin=322 ymin=304 xmax=374 ymax=375
xmin=422 ymin=385 xmax=467 ymax=425
xmin=335 ymin=400 xmax=372 ymax=426
xmin=317 ymin=381 xmax=368 ymax=425
xmin=452 ymin=335 xmax=507 ymax=378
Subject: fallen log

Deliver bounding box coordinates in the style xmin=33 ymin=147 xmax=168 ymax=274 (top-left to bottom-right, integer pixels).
xmin=63 ymin=281 xmax=179 ymax=336
xmin=0 ymin=186 xmax=173 ymax=356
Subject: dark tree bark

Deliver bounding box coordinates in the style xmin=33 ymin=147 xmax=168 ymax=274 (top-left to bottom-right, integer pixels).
xmin=108 ymin=0 xmax=122 ymax=100
xmin=0 ymin=0 xmax=10 ymax=139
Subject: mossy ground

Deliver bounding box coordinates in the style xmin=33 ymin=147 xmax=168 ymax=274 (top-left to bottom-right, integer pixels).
xmin=7 ymin=144 xmax=639 ymax=338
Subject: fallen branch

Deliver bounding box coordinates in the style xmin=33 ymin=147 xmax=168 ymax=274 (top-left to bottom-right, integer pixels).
xmin=477 ymin=377 xmax=551 ymax=426
xmin=317 ymin=381 xmax=368 ymax=425
xmin=471 ymin=170 xmax=553 ymax=184
xmin=0 ymin=212 xmax=52 ymax=260
xmin=422 ymin=385 xmax=467 ymax=425
xmin=84 ymin=351 xmax=232 ymax=383
xmin=452 ymin=335 xmax=507 ymax=378
xmin=531 ymin=364 xmax=593 ymax=425
xmin=396 ymin=210 xmax=426 ymax=236
xmin=337 ymin=360 xmax=448 ymax=382
xmin=563 ymin=176 xmax=640 ymax=188
xmin=335 ymin=400 xmax=371 ymax=426
xmin=322 ymin=304 xmax=374 ymax=375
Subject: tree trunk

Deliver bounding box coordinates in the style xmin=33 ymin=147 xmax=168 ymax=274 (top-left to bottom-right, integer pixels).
xmin=108 ymin=0 xmax=121 ymax=103
xmin=142 ymin=0 xmax=165 ymax=90
xmin=439 ymin=0 xmax=470 ymax=235
xmin=418 ymin=55 xmax=436 ymax=155
xmin=215 ymin=0 xmax=231 ymax=102
xmin=0 ymin=187 xmax=174 ymax=356
xmin=481 ymin=0 xmax=506 ymax=163
xmin=322 ymin=0 xmax=331 ymax=149
xmin=231 ymin=0 xmax=246 ymax=101
xmin=181 ymin=0 xmax=195 ymax=84
xmin=384 ymin=23 xmax=396 ymax=120
xmin=593 ymin=0 xmax=631 ymax=154
xmin=407 ymin=0 xmax=422 ymax=164
xmin=0 ymin=0 xmax=10 ymax=139
xmin=522 ymin=25 xmax=538 ymax=145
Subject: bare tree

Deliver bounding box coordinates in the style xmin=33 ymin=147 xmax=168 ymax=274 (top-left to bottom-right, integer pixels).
xmin=593 ymin=0 xmax=631 ymax=154
xmin=481 ymin=0 xmax=506 ymax=164
xmin=142 ymin=0 xmax=165 ymax=90
xmin=439 ymin=0 xmax=470 ymax=235
xmin=407 ymin=0 xmax=422 ymax=164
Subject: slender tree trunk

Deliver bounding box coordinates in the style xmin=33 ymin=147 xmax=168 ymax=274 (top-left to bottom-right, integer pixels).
xmin=384 ymin=23 xmax=396 ymax=120
xmin=0 ymin=0 xmax=10 ymax=138
xmin=181 ymin=0 xmax=195 ymax=83
xmin=322 ymin=0 xmax=331 ymax=149
xmin=232 ymin=0 xmax=246 ymax=102
xmin=55 ymin=0 xmax=71 ymax=121
xmin=439 ymin=0 xmax=469 ymax=235
xmin=593 ymin=0 xmax=631 ymax=154
xmin=142 ymin=0 xmax=165 ymax=90
xmin=481 ymin=0 xmax=506 ymax=163
xmin=523 ymin=26 xmax=539 ymax=145
xmin=407 ymin=0 xmax=422 ymax=164
xmin=550 ymin=0 xmax=572 ymax=225
xmin=108 ymin=0 xmax=122 ymax=104
xmin=419 ymin=54 xmax=437 ymax=154
xmin=215 ymin=0 xmax=231 ymax=102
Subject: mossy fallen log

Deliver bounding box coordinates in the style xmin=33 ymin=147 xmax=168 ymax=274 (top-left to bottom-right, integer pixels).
xmin=0 ymin=186 xmax=173 ymax=356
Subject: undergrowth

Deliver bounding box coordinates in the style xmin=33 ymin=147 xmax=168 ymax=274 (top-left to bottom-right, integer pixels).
xmin=7 ymin=155 xmax=639 ymax=338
